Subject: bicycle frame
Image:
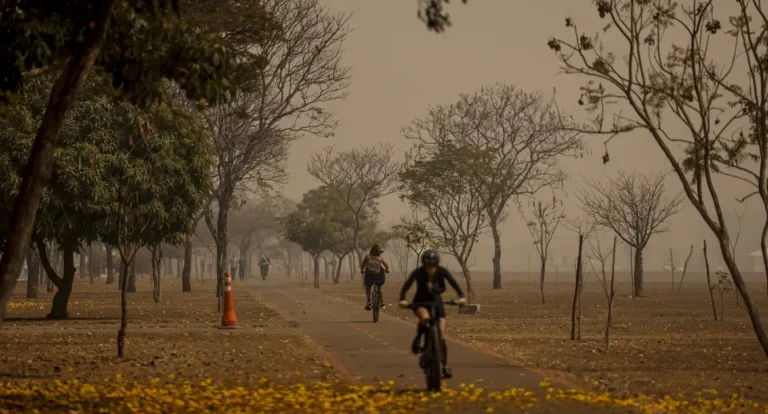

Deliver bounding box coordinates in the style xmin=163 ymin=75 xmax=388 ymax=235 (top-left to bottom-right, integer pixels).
xmin=407 ymin=300 xmax=459 ymax=391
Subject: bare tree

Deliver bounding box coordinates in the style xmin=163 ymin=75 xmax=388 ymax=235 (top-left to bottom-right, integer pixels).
xmin=549 ymin=0 xmax=768 ymax=355
xmin=578 ymin=171 xmax=683 ymax=297
xmin=524 ymin=196 xmax=564 ymax=304
xmin=676 ymin=245 xmax=694 ymax=293
xmin=193 ymin=0 xmax=351 ymax=308
xmin=400 ymin=144 xmax=488 ymax=304
xmin=401 ymin=84 xmax=581 ymax=290
xmin=307 ymin=143 xmax=401 ymax=264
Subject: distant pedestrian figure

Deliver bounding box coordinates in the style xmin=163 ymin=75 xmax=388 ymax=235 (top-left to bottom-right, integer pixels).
xmin=259 ymin=254 xmax=271 ymax=281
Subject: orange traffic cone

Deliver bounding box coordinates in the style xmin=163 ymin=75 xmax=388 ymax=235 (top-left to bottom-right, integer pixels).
xmin=221 ymin=271 xmax=239 ymax=329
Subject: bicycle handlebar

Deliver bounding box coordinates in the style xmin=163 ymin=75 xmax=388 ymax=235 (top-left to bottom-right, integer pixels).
xmin=401 ymin=300 xmax=463 ymax=306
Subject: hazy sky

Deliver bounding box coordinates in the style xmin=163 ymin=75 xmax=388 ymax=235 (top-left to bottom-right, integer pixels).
xmin=279 ymin=0 xmax=761 ymax=271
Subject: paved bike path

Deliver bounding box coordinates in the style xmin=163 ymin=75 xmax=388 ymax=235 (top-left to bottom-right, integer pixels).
xmin=250 ymin=282 xmax=625 ymax=413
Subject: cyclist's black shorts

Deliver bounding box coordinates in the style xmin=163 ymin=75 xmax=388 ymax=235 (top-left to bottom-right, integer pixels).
xmin=363 ymin=270 xmax=385 ymax=287
xmin=411 ymin=301 xmax=446 ymax=319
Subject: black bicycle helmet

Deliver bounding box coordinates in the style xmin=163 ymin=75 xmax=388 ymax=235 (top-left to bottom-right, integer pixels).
xmin=421 ymin=249 xmax=440 ymax=267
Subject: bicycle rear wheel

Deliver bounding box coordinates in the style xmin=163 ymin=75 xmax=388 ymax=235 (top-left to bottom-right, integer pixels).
xmin=372 ymin=288 xmax=380 ymax=323
xmin=425 ymin=326 xmax=442 ymax=391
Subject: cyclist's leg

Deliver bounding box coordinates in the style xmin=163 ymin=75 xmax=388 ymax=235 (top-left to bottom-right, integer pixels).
xmin=364 ymin=272 xmax=374 ymax=310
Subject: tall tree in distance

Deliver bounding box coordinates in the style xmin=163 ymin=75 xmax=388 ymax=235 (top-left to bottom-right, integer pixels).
xmin=402 ymin=84 xmax=581 ymax=290
xmin=307 ymin=143 xmax=401 ymax=265
xmin=578 ymin=171 xmax=682 ymax=297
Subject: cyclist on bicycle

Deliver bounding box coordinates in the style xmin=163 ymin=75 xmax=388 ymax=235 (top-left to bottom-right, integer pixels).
xmin=398 ymin=249 xmax=466 ymax=378
xmin=361 ymin=244 xmax=390 ymax=310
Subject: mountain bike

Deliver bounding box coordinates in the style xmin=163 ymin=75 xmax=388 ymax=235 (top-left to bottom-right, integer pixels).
xmin=405 ymin=300 xmax=460 ymax=392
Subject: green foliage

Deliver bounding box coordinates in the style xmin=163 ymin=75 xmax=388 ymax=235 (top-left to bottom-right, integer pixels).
xmin=0 ymin=0 xmax=237 ymax=107
xmin=0 ymin=75 xmax=213 ymax=251
xmin=280 ymin=186 xmax=381 ymax=257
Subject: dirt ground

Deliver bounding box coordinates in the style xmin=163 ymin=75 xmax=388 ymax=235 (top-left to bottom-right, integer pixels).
xmin=1 ymin=275 xmax=342 ymax=387
xmin=321 ymin=270 xmax=768 ymax=403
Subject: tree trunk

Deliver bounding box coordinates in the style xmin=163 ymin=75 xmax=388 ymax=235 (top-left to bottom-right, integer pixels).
xmin=489 ymin=215 xmax=502 ymax=290
xmin=48 ymin=244 xmax=76 ymax=319
xmin=633 ymin=247 xmax=644 ymax=297
xmin=0 ymin=1 xmax=117 ymax=328
xmin=106 ymin=245 xmax=114 ymax=284
xmin=333 ymin=255 xmax=345 ymax=284
xmin=118 ymin=261 xmax=125 ymax=290
xmin=716 ymin=235 xmax=768 ymax=356
xmin=761 ymin=220 xmax=768 ymax=296
xmin=313 ymin=256 xmax=320 ymax=288
xmin=570 ymin=235 xmax=583 ymax=340
xmin=118 ymin=257 xmax=131 ymax=358
xmin=128 ymin=260 xmax=136 ymax=293
xmin=704 ymin=240 xmax=717 ymax=321
xmin=605 ymin=236 xmax=618 ymax=351
xmin=26 ymin=246 xmax=39 ymax=299
xmin=182 ymin=233 xmax=192 ymax=292
xmin=458 ymin=262 xmax=474 ymax=304
xmin=214 ymin=194 xmax=232 ymax=311
xmin=539 ymin=257 xmax=546 ymax=305
xmin=151 ymin=248 xmax=159 ymax=303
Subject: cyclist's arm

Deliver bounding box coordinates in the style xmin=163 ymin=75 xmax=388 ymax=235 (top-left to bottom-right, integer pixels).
xmin=399 ymin=271 xmax=417 ymax=301
xmin=444 ymin=270 xmax=465 ymax=298
xmin=381 ymin=258 xmax=391 ymax=272
xmin=360 ymin=255 xmax=369 ymax=272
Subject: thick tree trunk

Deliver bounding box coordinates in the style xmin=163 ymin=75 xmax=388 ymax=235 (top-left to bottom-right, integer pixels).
xmin=313 ymin=256 xmax=320 ymax=288
xmin=633 ymin=247 xmax=644 ymax=297
xmin=128 ymin=261 xmax=136 ymax=292
xmin=27 ymin=246 xmax=39 ymax=299
xmin=321 ymin=256 xmax=329 ymax=280
xmin=0 ymin=1 xmax=116 ymax=328
xmin=214 ymin=194 xmax=232 ymax=310
xmin=151 ymin=246 xmax=162 ymax=303
xmin=717 ymin=235 xmax=768 ymax=356
xmin=761 ymin=223 xmax=768 ymax=296
xmin=182 ymin=234 xmax=192 ymax=292
xmin=106 ymin=244 xmax=115 ymax=284
xmin=458 ymin=262 xmax=474 ymax=304
xmin=333 ymin=255 xmax=345 ymax=284
xmin=118 ymin=257 xmax=131 ymax=358
xmin=48 ymin=244 xmax=76 ymax=319
xmin=490 ymin=215 xmax=502 ymax=290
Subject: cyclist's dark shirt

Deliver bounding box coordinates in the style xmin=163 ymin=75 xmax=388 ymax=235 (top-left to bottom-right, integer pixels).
xmin=399 ymin=266 xmax=465 ymax=302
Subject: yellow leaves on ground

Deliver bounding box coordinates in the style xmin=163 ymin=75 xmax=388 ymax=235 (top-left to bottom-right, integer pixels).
xmin=0 ymin=377 xmax=764 ymax=414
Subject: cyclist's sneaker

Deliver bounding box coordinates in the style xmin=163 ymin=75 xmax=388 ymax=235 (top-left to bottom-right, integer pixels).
xmin=380 ymin=303 xmax=386 ymax=310
xmin=442 ymin=366 xmax=453 ymax=379
xmin=365 ymin=302 xmax=372 ymax=311
xmin=411 ymin=337 xmax=421 ymax=354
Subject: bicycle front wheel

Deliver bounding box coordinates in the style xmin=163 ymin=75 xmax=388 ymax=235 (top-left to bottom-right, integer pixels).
xmin=425 ymin=326 xmax=442 ymax=391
